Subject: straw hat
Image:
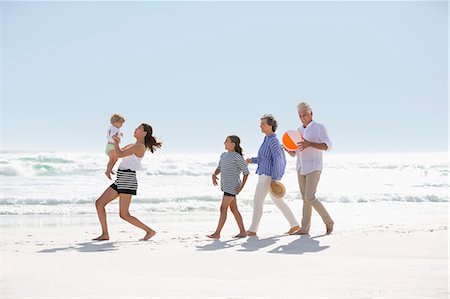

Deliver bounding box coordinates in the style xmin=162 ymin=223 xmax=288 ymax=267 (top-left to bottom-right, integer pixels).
xmin=269 ymin=181 xmax=286 ymax=199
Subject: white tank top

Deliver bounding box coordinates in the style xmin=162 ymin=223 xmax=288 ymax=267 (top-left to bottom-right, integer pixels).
xmin=118 ymin=154 xmax=144 ymax=171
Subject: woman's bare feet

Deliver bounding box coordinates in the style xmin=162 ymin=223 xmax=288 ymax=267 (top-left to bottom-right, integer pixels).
xmin=234 ymin=232 xmax=247 ymax=238
xmin=141 ymin=230 xmax=156 ymax=241
xmin=246 ymin=230 xmax=257 ymax=237
xmin=206 ymin=233 xmax=220 ymax=239
xmin=92 ymin=234 xmax=109 ymax=241
xmin=326 ymin=221 xmax=334 ymax=235
xmin=286 ymin=226 xmax=301 ymax=235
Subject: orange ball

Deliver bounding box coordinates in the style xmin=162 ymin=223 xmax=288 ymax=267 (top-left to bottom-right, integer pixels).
xmin=282 ymin=130 xmax=303 ymax=151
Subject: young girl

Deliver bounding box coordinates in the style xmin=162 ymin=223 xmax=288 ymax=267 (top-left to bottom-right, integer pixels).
xmin=207 ymin=135 xmax=250 ymax=239
xmin=93 ymin=123 xmax=162 ymax=241
xmin=105 ymin=114 xmax=125 ymax=180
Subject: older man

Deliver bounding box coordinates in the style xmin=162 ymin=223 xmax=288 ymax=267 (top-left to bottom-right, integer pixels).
xmin=287 ymin=102 xmax=334 ymax=235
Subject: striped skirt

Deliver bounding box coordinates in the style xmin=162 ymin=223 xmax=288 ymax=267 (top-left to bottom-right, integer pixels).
xmin=110 ymin=169 xmax=138 ymax=195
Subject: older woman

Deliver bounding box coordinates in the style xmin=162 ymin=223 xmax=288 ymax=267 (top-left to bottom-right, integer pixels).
xmin=246 ymin=115 xmax=300 ymax=236
xmin=93 ymin=123 xmax=161 ymax=241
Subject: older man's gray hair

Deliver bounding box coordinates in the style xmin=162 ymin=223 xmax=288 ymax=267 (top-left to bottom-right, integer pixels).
xmin=297 ymin=102 xmax=312 ymax=113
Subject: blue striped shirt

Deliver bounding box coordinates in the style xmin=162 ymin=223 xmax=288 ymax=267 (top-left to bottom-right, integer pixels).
xmin=251 ymin=134 xmax=286 ymax=181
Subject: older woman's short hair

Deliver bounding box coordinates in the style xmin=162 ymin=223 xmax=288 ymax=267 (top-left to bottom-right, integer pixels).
xmin=261 ymin=114 xmax=278 ymax=132
xmin=297 ymin=102 xmax=312 ymax=113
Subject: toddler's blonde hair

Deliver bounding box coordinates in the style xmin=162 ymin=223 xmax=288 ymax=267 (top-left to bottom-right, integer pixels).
xmin=110 ymin=114 xmax=125 ymax=124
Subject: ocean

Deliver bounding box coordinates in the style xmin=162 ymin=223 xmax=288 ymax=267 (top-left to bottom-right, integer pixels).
xmin=1 ymin=151 xmax=448 ymax=215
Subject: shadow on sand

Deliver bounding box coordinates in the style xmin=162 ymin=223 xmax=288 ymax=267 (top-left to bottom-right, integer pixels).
xmin=196 ymin=234 xmax=330 ymax=254
xmin=237 ymin=235 xmax=284 ymax=252
xmin=268 ymin=235 xmax=329 ymax=255
xmin=37 ymin=241 xmax=138 ymax=253
xmin=196 ymin=237 xmax=246 ymax=251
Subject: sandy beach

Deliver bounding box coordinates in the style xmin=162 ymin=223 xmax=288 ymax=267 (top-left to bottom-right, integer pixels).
xmin=2 ymin=202 xmax=448 ymax=298
xmin=3 ymin=0 xmax=448 ymax=297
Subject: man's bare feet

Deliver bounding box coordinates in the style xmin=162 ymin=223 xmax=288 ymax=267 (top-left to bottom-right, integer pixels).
xmin=234 ymin=232 xmax=247 ymax=238
xmin=206 ymin=233 xmax=220 ymax=239
xmin=92 ymin=234 xmax=109 ymax=241
xmin=286 ymin=225 xmax=301 ymax=235
xmin=292 ymin=229 xmax=309 ymax=235
xmin=141 ymin=230 xmax=156 ymax=241
xmin=246 ymin=230 xmax=257 ymax=237
xmin=104 ymin=171 xmax=112 ymax=180
xmin=326 ymin=221 xmax=334 ymax=235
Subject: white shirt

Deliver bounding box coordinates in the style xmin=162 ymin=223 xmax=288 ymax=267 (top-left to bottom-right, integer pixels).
xmin=119 ymin=154 xmax=144 ymax=171
xmin=106 ymin=125 xmax=122 ymax=143
xmin=296 ymin=121 xmax=332 ymax=175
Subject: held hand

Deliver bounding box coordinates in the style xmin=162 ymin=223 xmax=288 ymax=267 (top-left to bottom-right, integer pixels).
xmin=297 ymin=139 xmax=311 ymax=151
xmin=286 ymin=149 xmax=296 ymax=157
xmin=282 ymin=145 xmax=297 ymax=156
xmin=112 ymin=135 xmax=121 ymax=144
xmin=270 ymin=180 xmax=278 ymax=188
xmin=212 ymin=174 xmax=219 ymax=186
xmin=245 ymin=158 xmax=252 ymax=165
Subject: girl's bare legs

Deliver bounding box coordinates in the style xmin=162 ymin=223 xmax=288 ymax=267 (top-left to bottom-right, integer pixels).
xmin=229 ymin=197 xmax=246 ymax=238
xmin=105 ymin=152 xmax=118 ymax=180
xmin=207 ymin=195 xmax=234 ymax=239
xmin=119 ymin=194 xmax=156 ymax=241
xmin=93 ymin=187 xmax=119 ymax=240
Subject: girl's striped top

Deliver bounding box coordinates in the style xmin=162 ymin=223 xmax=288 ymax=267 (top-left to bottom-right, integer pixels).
xmin=251 ymin=134 xmax=286 ymax=181
xmin=218 ymin=151 xmax=250 ymax=195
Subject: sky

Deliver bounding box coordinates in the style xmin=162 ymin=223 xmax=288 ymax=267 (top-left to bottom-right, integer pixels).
xmin=2 ymin=1 xmax=448 ymax=154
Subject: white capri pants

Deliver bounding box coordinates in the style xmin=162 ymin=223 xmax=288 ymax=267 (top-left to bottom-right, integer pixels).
xmin=248 ymin=175 xmax=299 ymax=232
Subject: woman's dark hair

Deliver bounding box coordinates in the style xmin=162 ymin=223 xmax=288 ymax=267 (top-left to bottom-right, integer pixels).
xmin=141 ymin=123 xmax=162 ymax=153
xmin=261 ymin=114 xmax=278 ymax=132
xmin=227 ymin=135 xmax=243 ymax=156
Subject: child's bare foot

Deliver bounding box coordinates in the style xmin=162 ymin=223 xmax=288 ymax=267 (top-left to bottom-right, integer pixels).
xmin=141 ymin=230 xmax=156 ymax=241
xmin=234 ymin=232 xmax=247 ymax=238
xmin=246 ymin=230 xmax=257 ymax=237
xmin=105 ymin=171 xmax=112 ymax=180
xmin=92 ymin=234 xmax=109 ymax=241
xmin=206 ymin=233 xmax=220 ymax=239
